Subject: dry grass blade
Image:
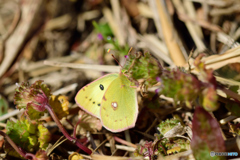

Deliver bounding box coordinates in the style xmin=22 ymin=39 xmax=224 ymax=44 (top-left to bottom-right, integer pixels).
xmin=1 ymin=0 xmax=240 ymax=159
xmin=47 ymin=136 xmax=67 ymax=156
xmin=172 ymin=0 xmax=206 ymax=52
xmin=138 ymin=34 xmax=173 ymax=65
xmin=148 ymin=0 xmax=186 ymax=66
xmin=189 ymin=0 xmax=233 ymax=7
xmin=203 ymin=45 xmax=240 ymax=69
xmin=187 ymin=45 xmax=240 ymax=71
xmin=102 ymin=7 xmax=125 ymax=46
xmin=44 ymin=60 xmax=120 ymax=73
xmin=0 ymin=109 xmax=24 ymax=122
xmin=105 ymin=143 xmax=136 ymax=152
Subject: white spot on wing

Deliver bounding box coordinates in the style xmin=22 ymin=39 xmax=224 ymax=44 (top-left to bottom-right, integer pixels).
xmin=112 ymin=102 xmax=117 ymax=108
xmin=111 ymin=102 xmax=118 ymax=110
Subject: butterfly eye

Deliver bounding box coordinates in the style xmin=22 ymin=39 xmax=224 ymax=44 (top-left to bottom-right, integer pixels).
xmin=99 ymin=84 xmax=104 ymax=90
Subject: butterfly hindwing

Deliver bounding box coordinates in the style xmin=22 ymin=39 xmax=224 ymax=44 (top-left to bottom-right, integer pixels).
xmin=100 ymin=73 xmax=138 ymax=132
xmin=75 ymin=73 xmax=118 ymax=118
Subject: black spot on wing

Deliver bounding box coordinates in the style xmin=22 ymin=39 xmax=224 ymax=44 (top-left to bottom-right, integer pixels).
xmin=99 ymin=84 xmax=104 ymax=90
xmin=98 ymin=103 xmax=101 ymax=107
xmin=93 ymin=101 xmax=95 ymax=104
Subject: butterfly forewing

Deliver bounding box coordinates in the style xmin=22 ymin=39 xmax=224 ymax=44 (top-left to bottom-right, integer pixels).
xmin=100 ymin=73 xmax=138 ymax=132
xmin=75 ymin=73 xmax=118 ymax=118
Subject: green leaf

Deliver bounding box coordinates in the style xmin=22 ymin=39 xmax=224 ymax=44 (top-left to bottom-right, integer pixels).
xmin=160 ymin=68 xmax=201 ymax=107
xmin=6 ymin=119 xmax=38 ymax=152
xmin=157 ymin=119 xmax=181 ymax=136
xmin=92 ymin=21 xmax=130 ymax=55
xmin=26 ymin=105 xmax=46 ymax=120
xmin=5 ymin=119 xmax=51 ymax=158
xmin=38 ymin=123 xmax=51 ymax=149
xmin=92 ymin=21 xmax=113 ymax=37
xmin=201 ymin=86 xmax=219 ymax=111
xmin=122 ymin=52 xmax=162 ymax=89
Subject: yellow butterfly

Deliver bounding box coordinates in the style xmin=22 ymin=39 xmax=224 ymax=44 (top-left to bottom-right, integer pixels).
xmin=75 ymin=72 xmax=138 ymax=132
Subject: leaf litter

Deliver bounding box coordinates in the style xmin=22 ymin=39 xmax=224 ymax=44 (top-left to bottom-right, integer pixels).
xmin=0 ymin=0 xmax=240 ymax=159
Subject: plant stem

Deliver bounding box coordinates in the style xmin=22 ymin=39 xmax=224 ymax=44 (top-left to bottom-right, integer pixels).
xmin=44 ymin=104 xmax=92 ymax=155
xmin=0 ymin=131 xmax=26 ymax=158
xmin=73 ymin=117 xmax=82 ymax=139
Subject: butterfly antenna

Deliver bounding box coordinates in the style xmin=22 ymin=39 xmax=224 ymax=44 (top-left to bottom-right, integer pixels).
xmin=111 ymin=54 xmax=123 ymax=68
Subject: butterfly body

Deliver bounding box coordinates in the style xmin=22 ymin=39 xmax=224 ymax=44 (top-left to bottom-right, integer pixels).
xmin=75 ymin=73 xmax=138 ymax=132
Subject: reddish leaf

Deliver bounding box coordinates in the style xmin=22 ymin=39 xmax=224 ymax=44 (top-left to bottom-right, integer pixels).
xmin=191 ymin=106 xmax=226 ymax=160
xmin=14 ymin=80 xmax=51 ymax=120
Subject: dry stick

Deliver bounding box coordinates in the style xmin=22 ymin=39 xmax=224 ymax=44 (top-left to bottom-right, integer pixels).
xmin=153 ymin=0 xmax=186 ymax=66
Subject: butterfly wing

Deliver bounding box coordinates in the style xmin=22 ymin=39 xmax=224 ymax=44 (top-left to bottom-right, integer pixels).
xmin=100 ymin=73 xmax=138 ymax=132
xmin=75 ymin=73 xmax=118 ymax=118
